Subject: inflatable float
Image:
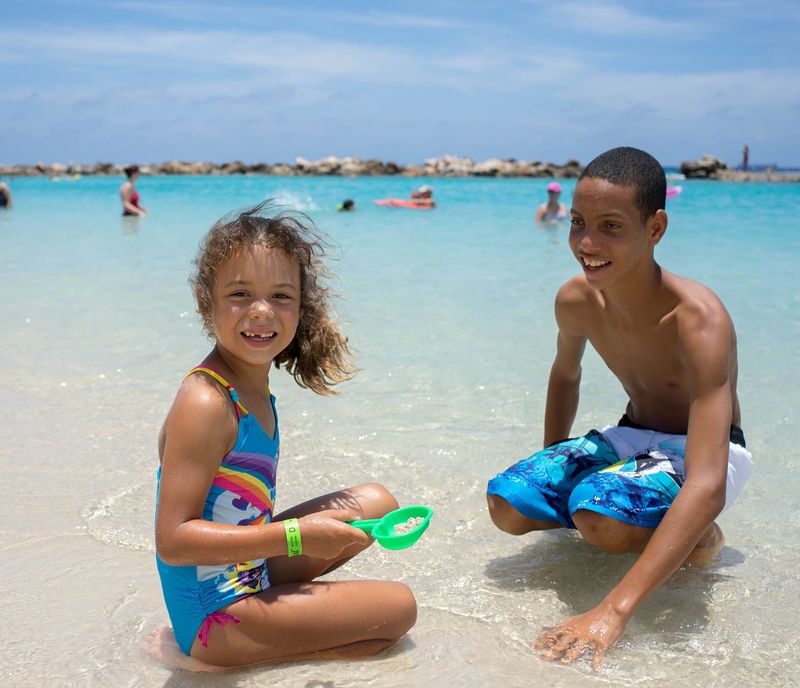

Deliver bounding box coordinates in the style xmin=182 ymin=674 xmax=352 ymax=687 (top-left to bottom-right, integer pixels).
xmin=666 ymin=186 xmax=683 ymax=198
xmin=374 ymin=199 xmax=435 ymax=210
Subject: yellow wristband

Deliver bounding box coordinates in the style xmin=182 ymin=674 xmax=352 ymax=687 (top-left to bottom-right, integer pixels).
xmin=283 ymin=518 xmax=302 ymax=557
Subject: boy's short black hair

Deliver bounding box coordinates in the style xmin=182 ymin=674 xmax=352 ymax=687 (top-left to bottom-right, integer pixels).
xmin=579 ymin=147 xmax=666 ymax=221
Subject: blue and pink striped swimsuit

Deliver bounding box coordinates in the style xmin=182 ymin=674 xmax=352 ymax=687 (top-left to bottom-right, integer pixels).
xmin=155 ymin=366 xmax=280 ymax=655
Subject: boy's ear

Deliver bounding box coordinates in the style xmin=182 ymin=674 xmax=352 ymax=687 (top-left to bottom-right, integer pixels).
xmin=648 ymin=209 xmax=668 ymax=246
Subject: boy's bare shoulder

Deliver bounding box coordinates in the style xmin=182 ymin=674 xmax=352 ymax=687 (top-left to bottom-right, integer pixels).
xmin=555 ymin=275 xmax=599 ymax=306
xmin=554 ymin=275 xmax=601 ymax=314
xmin=665 ymin=270 xmax=733 ymax=333
xmin=554 ymin=276 xmax=601 ymax=334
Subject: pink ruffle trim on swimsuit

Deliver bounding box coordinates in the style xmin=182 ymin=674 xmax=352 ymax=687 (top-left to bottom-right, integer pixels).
xmin=197 ymin=612 xmax=241 ymax=647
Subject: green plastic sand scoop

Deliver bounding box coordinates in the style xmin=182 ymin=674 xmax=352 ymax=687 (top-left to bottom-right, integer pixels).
xmin=349 ymin=505 xmax=433 ymax=550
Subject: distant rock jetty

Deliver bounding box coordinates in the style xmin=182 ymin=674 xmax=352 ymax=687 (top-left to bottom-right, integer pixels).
xmin=3 ymin=155 xmax=797 ymax=181
xmin=680 ymin=155 xmax=800 ymax=182
xmin=0 ymin=156 xmax=582 ymax=178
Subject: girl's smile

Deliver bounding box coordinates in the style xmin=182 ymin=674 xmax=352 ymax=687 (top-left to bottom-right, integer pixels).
xmin=241 ymin=330 xmax=278 ymax=347
xmin=211 ymin=245 xmax=301 ymax=366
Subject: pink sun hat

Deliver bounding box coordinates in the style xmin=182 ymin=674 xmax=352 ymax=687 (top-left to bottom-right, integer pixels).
xmin=547 ymin=182 xmax=562 ymax=193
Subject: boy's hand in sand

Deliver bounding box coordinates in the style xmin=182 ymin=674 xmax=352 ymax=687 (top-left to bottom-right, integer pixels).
xmin=533 ymin=603 xmax=628 ymax=670
xmin=296 ymin=510 xmax=371 ymax=559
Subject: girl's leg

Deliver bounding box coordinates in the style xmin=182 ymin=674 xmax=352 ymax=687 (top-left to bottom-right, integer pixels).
xmin=191 ymin=578 xmax=417 ymax=668
xmin=269 ymin=482 xmax=399 ymax=584
xmin=149 ymin=483 xmax=408 ymax=671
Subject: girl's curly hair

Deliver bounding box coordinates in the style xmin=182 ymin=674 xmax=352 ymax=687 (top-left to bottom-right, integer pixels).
xmin=190 ymin=201 xmax=355 ymax=395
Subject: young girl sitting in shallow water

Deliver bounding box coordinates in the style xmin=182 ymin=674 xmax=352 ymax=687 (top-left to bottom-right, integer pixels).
xmin=150 ymin=202 xmax=417 ymax=671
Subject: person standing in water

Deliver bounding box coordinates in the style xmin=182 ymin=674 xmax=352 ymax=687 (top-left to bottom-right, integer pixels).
xmin=120 ymin=164 xmax=147 ymax=216
xmin=0 ymin=180 xmax=12 ymax=208
xmin=535 ymin=182 xmax=569 ymax=223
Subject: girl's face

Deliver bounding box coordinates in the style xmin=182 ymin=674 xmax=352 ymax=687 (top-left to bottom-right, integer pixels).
xmin=210 ymin=245 xmax=301 ymax=368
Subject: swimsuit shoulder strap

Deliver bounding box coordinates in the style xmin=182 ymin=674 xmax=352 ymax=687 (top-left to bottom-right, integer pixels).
xmin=185 ymin=366 xmax=250 ymax=418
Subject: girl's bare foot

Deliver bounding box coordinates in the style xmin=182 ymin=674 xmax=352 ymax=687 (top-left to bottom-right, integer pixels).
xmin=146 ymin=626 xmax=228 ymax=672
xmin=685 ymin=523 xmax=725 ymax=567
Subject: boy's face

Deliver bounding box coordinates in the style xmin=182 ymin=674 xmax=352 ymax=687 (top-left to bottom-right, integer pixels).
xmin=568 ymin=177 xmax=666 ymax=290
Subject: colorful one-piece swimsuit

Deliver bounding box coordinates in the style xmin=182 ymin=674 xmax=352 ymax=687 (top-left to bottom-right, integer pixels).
xmin=155 ymin=366 xmax=280 ymax=656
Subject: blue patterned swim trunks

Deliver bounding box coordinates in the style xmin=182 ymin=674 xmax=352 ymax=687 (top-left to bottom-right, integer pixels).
xmin=487 ymin=418 xmax=752 ymax=529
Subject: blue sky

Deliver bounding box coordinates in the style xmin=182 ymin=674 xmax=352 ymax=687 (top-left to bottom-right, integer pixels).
xmin=2 ymin=0 xmax=799 ymax=167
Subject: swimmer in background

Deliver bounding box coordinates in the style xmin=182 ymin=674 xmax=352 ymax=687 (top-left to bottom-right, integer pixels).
xmin=535 ymin=182 xmax=568 ymax=223
xmin=336 ymin=199 xmax=355 ymax=211
xmin=0 ymin=180 xmax=12 ymax=208
xmin=120 ymin=164 xmax=147 ymax=216
xmin=410 ymin=185 xmax=435 ymax=208
xmin=150 ymin=202 xmax=416 ymax=671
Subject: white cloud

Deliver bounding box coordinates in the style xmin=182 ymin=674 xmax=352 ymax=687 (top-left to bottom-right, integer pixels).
xmin=559 ymin=67 xmax=800 ymax=118
xmin=114 ymin=1 xmax=468 ymax=30
xmin=0 ymin=28 xmax=430 ymax=83
xmin=0 ymin=24 xmax=582 ymax=95
xmin=554 ymin=2 xmax=696 ymax=36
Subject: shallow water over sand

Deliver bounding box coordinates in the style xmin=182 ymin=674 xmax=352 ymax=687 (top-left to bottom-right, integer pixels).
xmin=1 ymin=175 xmax=798 ymax=687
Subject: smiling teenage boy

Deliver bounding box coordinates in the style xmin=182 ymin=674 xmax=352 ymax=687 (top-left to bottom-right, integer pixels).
xmin=486 ymin=147 xmax=752 ymax=668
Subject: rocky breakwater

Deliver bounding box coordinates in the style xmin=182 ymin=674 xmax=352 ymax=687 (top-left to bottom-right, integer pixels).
xmin=0 ymin=156 xmax=582 ymax=178
xmin=680 ymin=155 xmax=800 ymax=182
xmin=400 ymin=155 xmax=581 ymax=178
xmin=680 ymin=155 xmax=728 ymax=179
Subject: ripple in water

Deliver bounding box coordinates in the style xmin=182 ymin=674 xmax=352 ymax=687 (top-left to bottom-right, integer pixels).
xmin=82 ymin=481 xmax=155 ymax=551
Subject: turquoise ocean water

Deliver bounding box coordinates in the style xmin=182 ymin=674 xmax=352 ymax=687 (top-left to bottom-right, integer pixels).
xmin=1 ymin=175 xmax=798 ymax=687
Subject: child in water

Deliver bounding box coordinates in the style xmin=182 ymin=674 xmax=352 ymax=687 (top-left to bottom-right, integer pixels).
xmin=151 ymin=202 xmax=416 ymax=671
xmin=487 ymin=147 xmax=752 ymax=668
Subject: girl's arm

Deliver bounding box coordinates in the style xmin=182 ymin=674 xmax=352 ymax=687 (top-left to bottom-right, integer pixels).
xmin=156 ymin=376 xmax=368 ymax=566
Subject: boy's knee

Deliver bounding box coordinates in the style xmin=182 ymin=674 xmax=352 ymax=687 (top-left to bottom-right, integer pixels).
xmin=572 ymin=509 xmax=650 ymax=554
xmin=486 ymin=493 xmax=554 ymax=535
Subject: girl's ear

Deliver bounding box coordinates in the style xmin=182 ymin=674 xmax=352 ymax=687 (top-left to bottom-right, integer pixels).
xmin=649 ymin=209 xmax=668 ymax=246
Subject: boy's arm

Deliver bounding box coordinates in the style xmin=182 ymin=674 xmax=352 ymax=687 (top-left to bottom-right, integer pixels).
xmin=543 ymin=284 xmax=588 ymax=446
xmin=536 ymin=301 xmax=734 ymax=667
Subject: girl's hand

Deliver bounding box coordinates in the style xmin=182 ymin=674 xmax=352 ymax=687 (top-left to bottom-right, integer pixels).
xmin=294 ymin=510 xmax=371 ymax=559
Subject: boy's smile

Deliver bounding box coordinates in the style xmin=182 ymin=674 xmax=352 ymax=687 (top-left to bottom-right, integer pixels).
xmin=580 ymin=256 xmax=611 ymax=271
